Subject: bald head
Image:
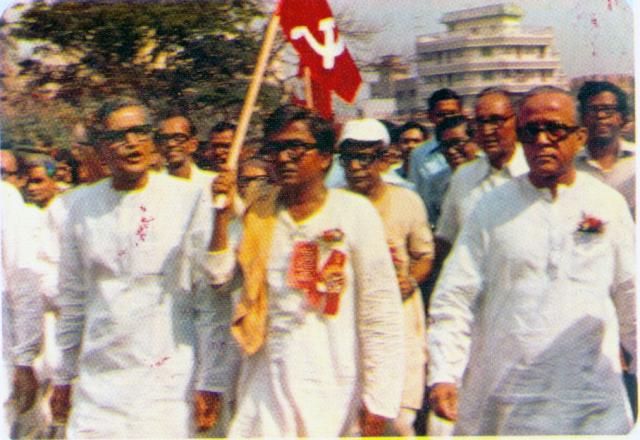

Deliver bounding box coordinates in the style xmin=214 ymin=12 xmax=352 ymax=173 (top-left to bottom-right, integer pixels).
xmin=518 ymin=87 xmax=578 ymax=127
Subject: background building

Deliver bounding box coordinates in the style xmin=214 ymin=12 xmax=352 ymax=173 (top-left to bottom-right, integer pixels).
xmin=415 ymin=3 xmax=568 ymax=110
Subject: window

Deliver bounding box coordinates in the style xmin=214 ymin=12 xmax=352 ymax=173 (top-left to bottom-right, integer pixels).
xmin=538 ymin=46 xmax=546 ymax=59
xmin=482 ymin=71 xmax=494 ymax=81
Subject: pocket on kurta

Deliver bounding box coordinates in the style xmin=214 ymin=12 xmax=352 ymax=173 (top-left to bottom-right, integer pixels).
xmin=567 ymin=234 xmax=612 ymax=284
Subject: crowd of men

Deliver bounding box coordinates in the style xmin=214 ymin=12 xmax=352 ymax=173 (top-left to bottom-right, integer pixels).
xmin=0 ymin=80 xmax=636 ymax=438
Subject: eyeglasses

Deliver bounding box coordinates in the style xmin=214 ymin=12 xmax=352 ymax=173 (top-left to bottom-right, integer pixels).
xmin=433 ymin=111 xmax=460 ymax=120
xmin=238 ymin=175 xmax=269 ymax=186
xmin=99 ymin=124 xmax=154 ymax=144
xmin=585 ymin=105 xmax=621 ymax=118
xmin=156 ymin=133 xmax=191 ymax=145
xmin=399 ymin=136 xmax=424 ymax=145
xmin=339 ymin=151 xmax=383 ymax=167
xmin=261 ymin=140 xmax=318 ymax=162
xmin=476 ymin=114 xmax=515 ymax=128
xmin=440 ymin=137 xmax=471 ymax=151
xmin=210 ymin=142 xmax=232 ymax=152
xmin=517 ymin=122 xmax=580 ymax=143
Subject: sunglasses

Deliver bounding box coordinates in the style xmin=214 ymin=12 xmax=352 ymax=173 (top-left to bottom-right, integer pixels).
xmin=517 ymin=122 xmax=580 ymax=143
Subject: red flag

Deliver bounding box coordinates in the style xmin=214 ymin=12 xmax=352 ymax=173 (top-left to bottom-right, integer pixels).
xmin=278 ymin=0 xmax=362 ymax=118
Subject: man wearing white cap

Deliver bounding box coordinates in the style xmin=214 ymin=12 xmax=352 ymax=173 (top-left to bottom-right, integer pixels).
xmin=339 ymin=119 xmax=434 ymax=435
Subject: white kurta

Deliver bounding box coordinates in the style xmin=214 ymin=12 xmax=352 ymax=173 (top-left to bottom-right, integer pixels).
xmin=371 ymin=184 xmax=433 ymax=411
xmin=436 ymin=145 xmax=529 ymax=243
xmin=226 ymin=189 xmax=405 ymax=437
xmin=54 ymin=172 xmax=223 ymax=438
xmin=1 ymin=182 xmax=45 ymax=438
xmin=428 ymin=172 xmax=636 ymax=435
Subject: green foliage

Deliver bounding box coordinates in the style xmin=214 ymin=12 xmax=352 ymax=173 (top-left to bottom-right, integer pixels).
xmin=2 ymin=0 xmax=283 ymax=147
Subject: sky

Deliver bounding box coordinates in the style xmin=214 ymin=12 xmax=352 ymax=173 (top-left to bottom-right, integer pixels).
xmin=329 ymin=0 xmax=635 ymax=79
xmin=0 ymin=0 xmax=635 ymax=79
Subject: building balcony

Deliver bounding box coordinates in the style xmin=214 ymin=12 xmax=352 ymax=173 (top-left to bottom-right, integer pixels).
xmin=418 ymin=59 xmax=561 ymax=76
xmin=416 ymin=29 xmax=555 ymax=53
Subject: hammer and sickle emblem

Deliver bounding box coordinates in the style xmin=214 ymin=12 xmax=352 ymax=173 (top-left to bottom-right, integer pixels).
xmin=290 ymin=17 xmax=346 ymax=69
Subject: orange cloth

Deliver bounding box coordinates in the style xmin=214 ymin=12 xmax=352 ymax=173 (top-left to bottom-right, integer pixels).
xmin=231 ymin=190 xmax=279 ymax=355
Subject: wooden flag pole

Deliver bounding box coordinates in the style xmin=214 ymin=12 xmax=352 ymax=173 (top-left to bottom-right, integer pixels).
xmin=214 ymin=12 xmax=281 ymax=208
xmin=303 ymin=66 xmax=314 ymax=109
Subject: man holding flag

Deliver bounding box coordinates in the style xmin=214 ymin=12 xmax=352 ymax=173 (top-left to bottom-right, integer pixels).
xmin=210 ymin=105 xmax=405 ymax=437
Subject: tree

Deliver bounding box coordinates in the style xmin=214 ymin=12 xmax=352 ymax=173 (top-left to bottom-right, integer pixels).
xmin=1 ymin=0 xmax=283 ymax=147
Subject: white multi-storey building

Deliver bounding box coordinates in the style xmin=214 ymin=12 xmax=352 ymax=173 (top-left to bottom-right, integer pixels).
xmin=416 ymin=3 xmax=568 ymax=109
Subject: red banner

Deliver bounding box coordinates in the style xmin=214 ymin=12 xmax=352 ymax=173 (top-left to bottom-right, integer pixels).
xmin=278 ymin=0 xmax=362 ymax=118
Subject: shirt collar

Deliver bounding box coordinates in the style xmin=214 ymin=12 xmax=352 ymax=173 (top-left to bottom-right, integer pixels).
xmin=576 ymin=138 xmax=635 ymax=166
xmin=485 ymin=143 xmax=529 ymax=178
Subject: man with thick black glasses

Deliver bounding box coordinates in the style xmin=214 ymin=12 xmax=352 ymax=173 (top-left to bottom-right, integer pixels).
xmin=576 ymin=81 xmax=635 ymax=219
xmin=209 ymin=105 xmax=404 ymax=437
xmin=428 ymin=86 xmax=635 ymax=435
xmin=50 ymin=97 xmax=228 ymax=438
xmin=339 ymin=118 xmax=433 ymax=436
xmin=436 ymin=88 xmax=529 ymax=252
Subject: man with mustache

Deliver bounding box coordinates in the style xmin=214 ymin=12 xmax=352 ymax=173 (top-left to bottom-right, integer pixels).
xmin=50 ymin=97 xmax=227 ymax=438
xmin=428 ymin=86 xmax=635 ymax=435
xmin=435 ymin=88 xmax=529 ymax=252
xmin=576 ymin=81 xmax=635 ymax=218
xmin=339 ymin=118 xmax=433 ymax=436
xmin=210 ymin=105 xmax=405 ymax=437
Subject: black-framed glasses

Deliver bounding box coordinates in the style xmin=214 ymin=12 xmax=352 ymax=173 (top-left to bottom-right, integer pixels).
xmin=518 ymin=122 xmax=580 ymax=143
xmin=261 ymin=140 xmax=318 ymax=162
xmin=156 ymin=133 xmax=191 ymax=145
xmin=476 ymin=114 xmax=514 ymax=128
xmin=210 ymin=142 xmax=232 ymax=152
xmin=339 ymin=151 xmax=383 ymax=167
xmin=440 ymin=137 xmax=471 ymax=152
xmin=238 ymin=175 xmax=270 ymax=186
xmin=433 ymin=111 xmax=460 ymax=120
xmin=585 ymin=105 xmax=621 ymax=118
xmin=99 ymin=124 xmax=154 ymax=144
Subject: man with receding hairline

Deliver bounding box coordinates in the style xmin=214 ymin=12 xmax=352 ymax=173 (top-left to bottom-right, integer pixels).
xmin=428 ymin=86 xmax=635 ymax=435
xmin=51 ymin=97 xmax=227 ymax=438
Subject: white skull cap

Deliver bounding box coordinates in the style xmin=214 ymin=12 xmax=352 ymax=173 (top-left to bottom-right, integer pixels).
xmin=338 ymin=118 xmax=390 ymax=147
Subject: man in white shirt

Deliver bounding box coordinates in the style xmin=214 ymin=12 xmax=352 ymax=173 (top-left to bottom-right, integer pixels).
xmin=436 ymin=88 xmax=529 ymax=251
xmin=576 ymin=81 xmax=635 ymax=218
xmin=428 ymin=86 xmax=635 ymax=435
xmin=50 ymin=98 xmax=226 ymax=438
xmin=339 ymin=118 xmax=433 ymax=435
xmin=211 ymin=105 xmax=405 ymax=437
xmin=1 ymin=181 xmax=45 ymax=438
xmin=156 ymin=112 xmax=239 ymax=435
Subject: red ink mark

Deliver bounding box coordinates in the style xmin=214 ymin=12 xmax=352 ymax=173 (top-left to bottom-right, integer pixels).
xmin=117 ymin=250 xmax=126 ymax=258
xmin=135 ymin=205 xmax=155 ymax=246
xmin=591 ymin=16 xmax=599 ymax=27
xmin=152 ymin=356 xmax=170 ymax=368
